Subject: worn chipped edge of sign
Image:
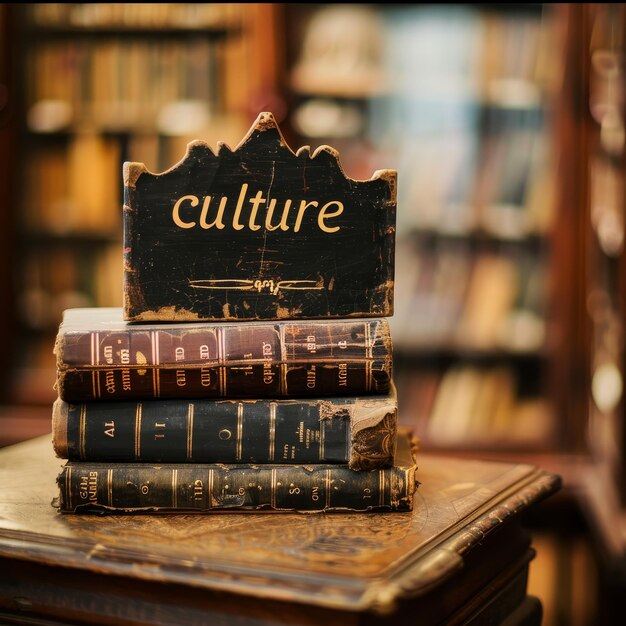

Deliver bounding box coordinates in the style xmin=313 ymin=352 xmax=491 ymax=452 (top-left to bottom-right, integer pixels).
xmin=122 ymin=111 xmax=397 ymax=192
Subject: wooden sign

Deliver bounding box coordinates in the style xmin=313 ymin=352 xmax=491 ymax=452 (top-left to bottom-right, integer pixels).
xmin=123 ymin=112 xmax=396 ymax=321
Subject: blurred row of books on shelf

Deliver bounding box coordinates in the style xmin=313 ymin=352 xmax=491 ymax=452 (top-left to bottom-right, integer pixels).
xmin=23 ymin=115 xmax=555 ymax=242
xmin=23 ymin=134 xmax=120 ymax=235
xmin=25 ymin=3 xmax=239 ymax=29
xmin=290 ymin=5 xmax=558 ymax=105
xmin=26 ymin=39 xmax=221 ymax=134
xmin=21 ymin=131 xmax=232 ymax=236
xmin=19 ymin=243 xmax=121 ymax=333
xmin=396 ymin=363 xmax=554 ymax=451
xmin=390 ymin=104 xmax=556 ymax=240
xmin=391 ymin=238 xmax=548 ymax=355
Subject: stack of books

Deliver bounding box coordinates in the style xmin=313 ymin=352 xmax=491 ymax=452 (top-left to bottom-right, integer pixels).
xmin=51 ymin=112 xmax=418 ymax=514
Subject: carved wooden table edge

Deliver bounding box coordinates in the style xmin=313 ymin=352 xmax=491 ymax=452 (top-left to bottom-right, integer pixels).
xmin=362 ymin=468 xmax=561 ymax=615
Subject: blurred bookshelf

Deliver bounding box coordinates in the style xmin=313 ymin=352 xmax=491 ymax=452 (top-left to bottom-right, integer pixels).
xmin=582 ymin=3 xmax=626 ymax=504
xmin=569 ymin=4 xmax=626 ymax=624
xmin=282 ymin=3 xmax=570 ymax=468
xmin=0 ymin=3 xmax=282 ymax=419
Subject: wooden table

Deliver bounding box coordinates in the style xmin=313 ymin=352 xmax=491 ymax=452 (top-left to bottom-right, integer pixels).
xmin=0 ymin=435 xmax=560 ymax=625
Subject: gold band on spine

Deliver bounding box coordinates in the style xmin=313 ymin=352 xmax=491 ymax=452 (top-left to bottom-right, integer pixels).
xmin=379 ymin=469 xmax=385 ymax=507
xmin=208 ymin=468 xmax=214 ymax=510
xmin=92 ymin=332 xmax=100 ymax=398
xmin=325 ymin=469 xmax=331 ymax=509
xmin=236 ymin=402 xmax=243 ymax=461
xmin=218 ymin=328 xmax=226 ymax=396
xmin=91 ymin=332 xmax=99 ymax=365
xmin=135 ymin=403 xmax=142 ymax=459
xmin=279 ymin=324 xmax=287 ymax=395
xmin=92 ymin=369 xmax=102 ymax=399
xmin=151 ymin=331 xmax=161 ymax=397
xmin=187 ymin=403 xmax=194 ymax=460
xmin=269 ymin=402 xmax=276 ymax=461
xmin=172 ymin=469 xmax=178 ymax=508
xmin=365 ymin=322 xmax=372 ymax=393
xmin=66 ymin=466 xmax=72 ymax=511
xmin=271 ymin=468 xmax=277 ymax=509
xmin=107 ymin=469 xmax=113 ymax=507
xmin=79 ymin=403 xmax=86 ymax=460
xmin=155 ymin=330 xmax=160 ymax=364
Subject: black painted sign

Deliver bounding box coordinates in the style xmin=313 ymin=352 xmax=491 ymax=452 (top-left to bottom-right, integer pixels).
xmin=123 ymin=112 xmax=396 ymax=321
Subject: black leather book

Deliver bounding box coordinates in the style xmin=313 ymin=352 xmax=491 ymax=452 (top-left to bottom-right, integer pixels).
xmin=55 ymin=430 xmax=417 ymax=514
xmin=52 ymin=388 xmax=398 ymax=470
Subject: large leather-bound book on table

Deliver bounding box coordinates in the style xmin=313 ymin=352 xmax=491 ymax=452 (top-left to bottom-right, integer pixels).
xmin=0 ymin=433 xmax=560 ymax=625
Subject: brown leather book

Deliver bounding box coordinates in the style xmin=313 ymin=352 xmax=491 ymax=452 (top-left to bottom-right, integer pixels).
xmin=54 ymin=307 xmax=393 ymax=402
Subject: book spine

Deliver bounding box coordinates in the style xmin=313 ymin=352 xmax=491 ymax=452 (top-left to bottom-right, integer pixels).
xmin=56 ymin=462 xmax=414 ymax=513
xmin=52 ymin=396 xmax=397 ymax=470
xmin=55 ymin=319 xmax=392 ymax=401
